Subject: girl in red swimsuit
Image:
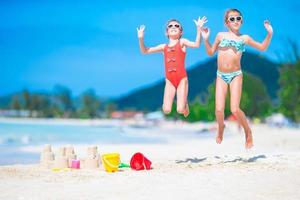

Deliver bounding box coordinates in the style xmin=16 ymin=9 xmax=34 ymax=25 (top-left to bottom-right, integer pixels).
xmin=137 ymin=17 xmax=207 ymax=117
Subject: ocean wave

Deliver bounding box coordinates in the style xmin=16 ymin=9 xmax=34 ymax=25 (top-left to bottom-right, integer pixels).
xmin=0 ymin=135 xmax=32 ymax=145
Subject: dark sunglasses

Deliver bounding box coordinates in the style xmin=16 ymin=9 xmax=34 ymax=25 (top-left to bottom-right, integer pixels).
xmin=167 ymin=24 xmax=181 ymax=29
xmin=228 ymin=16 xmax=242 ymax=22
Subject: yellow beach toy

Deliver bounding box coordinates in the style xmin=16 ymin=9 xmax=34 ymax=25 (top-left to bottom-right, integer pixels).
xmin=51 ymin=168 xmax=71 ymax=172
xmin=101 ymin=153 xmax=120 ymax=172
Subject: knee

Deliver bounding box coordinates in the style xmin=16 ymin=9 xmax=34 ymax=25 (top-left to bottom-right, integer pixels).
xmin=162 ymin=105 xmax=171 ymax=114
xmin=176 ymin=107 xmax=185 ymax=114
xmin=215 ymin=108 xmax=224 ymax=115
xmin=231 ymin=107 xmax=240 ymax=116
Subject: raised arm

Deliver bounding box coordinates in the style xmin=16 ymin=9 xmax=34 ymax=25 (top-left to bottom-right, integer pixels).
xmin=181 ymin=16 xmax=208 ymax=48
xmin=244 ymin=20 xmax=273 ymax=51
xmin=137 ymin=25 xmax=164 ymax=54
xmin=201 ymin=29 xmax=222 ymax=56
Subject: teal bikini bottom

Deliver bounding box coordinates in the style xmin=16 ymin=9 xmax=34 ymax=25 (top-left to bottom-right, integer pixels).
xmin=217 ymin=70 xmax=242 ymax=84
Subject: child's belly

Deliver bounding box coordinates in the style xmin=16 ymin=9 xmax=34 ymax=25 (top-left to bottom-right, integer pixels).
xmin=217 ymin=51 xmax=242 ymax=72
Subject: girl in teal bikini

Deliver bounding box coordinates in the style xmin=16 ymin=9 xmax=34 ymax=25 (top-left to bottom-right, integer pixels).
xmin=201 ymin=8 xmax=273 ymax=149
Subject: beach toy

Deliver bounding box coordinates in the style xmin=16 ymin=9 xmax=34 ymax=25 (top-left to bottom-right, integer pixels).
xmin=63 ymin=168 xmax=71 ymax=171
xmin=130 ymin=152 xmax=152 ymax=171
xmin=101 ymin=153 xmax=120 ymax=173
xmin=71 ymin=160 xmax=80 ymax=169
xmin=51 ymin=168 xmax=71 ymax=172
xmin=52 ymin=168 xmax=61 ymax=172
xmin=119 ymin=163 xmax=130 ymax=168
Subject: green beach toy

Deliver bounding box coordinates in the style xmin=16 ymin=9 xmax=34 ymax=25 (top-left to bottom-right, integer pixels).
xmin=119 ymin=163 xmax=130 ymax=168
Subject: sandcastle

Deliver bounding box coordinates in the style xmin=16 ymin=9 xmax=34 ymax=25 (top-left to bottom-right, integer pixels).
xmin=40 ymin=144 xmax=55 ymax=168
xmin=81 ymin=146 xmax=101 ymax=169
xmin=40 ymin=144 xmax=101 ymax=170
xmin=53 ymin=145 xmax=78 ymax=169
xmin=54 ymin=147 xmax=68 ymax=168
xmin=65 ymin=145 xmax=77 ymax=167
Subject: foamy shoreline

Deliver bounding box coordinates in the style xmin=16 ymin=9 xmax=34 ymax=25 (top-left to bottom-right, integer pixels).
xmin=0 ymin=117 xmax=125 ymax=126
xmin=0 ymin=116 xmax=219 ymax=135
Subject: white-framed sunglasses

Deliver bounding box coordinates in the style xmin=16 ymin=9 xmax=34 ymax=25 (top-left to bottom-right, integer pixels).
xmin=228 ymin=16 xmax=242 ymax=23
xmin=167 ymin=24 xmax=181 ymax=29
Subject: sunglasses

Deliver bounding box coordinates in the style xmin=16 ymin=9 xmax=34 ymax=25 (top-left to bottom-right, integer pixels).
xmin=167 ymin=24 xmax=181 ymax=29
xmin=228 ymin=16 xmax=242 ymax=22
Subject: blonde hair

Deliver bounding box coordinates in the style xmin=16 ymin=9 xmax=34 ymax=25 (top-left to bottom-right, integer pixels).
xmin=224 ymin=8 xmax=242 ymax=23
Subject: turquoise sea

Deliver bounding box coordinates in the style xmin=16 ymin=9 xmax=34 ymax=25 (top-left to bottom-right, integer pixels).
xmin=0 ymin=121 xmax=167 ymax=165
xmin=0 ymin=120 xmax=214 ymax=165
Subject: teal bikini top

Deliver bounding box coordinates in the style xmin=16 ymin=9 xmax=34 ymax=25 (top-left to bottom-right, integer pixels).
xmin=218 ymin=38 xmax=246 ymax=52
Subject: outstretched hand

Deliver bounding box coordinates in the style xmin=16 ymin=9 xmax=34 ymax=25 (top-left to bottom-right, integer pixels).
xmin=194 ymin=16 xmax=208 ymax=29
xmin=201 ymin=27 xmax=210 ymax=40
xmin=137 ymin=25 xmax=145 ymax=38
xmin=264 ymin=20 xmax=273 ymax=35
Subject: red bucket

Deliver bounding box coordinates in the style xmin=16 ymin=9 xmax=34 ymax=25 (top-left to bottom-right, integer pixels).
xmin=130 ymin=152 xmax=152 ymax=170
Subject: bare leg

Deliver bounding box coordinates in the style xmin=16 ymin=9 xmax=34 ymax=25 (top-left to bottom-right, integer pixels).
xmin=176 ymin=77 xmax=189 ymax=117
xmin=229 ymin=75 xmax=253 ymax=149
xmin=215 ymin=76 xmax=228 ymax=144
xmin=162 ymin=79 xmax=176 ymax=114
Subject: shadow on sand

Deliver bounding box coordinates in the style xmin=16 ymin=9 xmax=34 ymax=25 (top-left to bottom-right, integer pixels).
xmin=175 ymin=154 xmax=267 ymax=164
xmin=224 ymin=154 xmax=267 ymax=163
xmin=175 ymin=157 xmax=207 ymax=164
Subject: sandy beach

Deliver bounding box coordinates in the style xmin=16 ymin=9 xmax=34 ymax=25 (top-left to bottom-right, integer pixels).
xmin=0 ymin=121 xmax=300 ymax=200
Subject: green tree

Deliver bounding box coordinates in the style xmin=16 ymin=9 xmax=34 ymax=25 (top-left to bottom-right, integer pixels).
xmin=10 ymin=96 xmax=21 ymax=110
xmin=241 ymin=73 xmax=272 ymax=117
xmin=105 ymin=103 xmax=117 ymax=118
xmin=30 ymin=94 xmax=51 ymax=117
xmin=278 ymin=60 xmax=300 ymax=122
xmin=79 ymin=89 xmax=100 ymax=118
xmin=185 ymin=96 xmax=211 ymax=122
xmin=53 ymin=85 xmax=74 ymax=117
xmin=20 ymin=89 xmax=34 ymax=117
xmin=21 ymin=89 xmax=31 ymax=110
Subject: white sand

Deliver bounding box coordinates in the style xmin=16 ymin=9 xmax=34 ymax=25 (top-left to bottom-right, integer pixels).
xmin=0 ymin=123 xmax=300 ymax=200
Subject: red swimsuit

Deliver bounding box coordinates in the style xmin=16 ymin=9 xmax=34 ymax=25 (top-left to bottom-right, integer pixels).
xmin=163 ymin=41 xmax=187 ymax=88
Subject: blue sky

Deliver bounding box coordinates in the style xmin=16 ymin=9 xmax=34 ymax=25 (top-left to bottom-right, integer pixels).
xmin=1 ymin=0 xmax=299 ymax=98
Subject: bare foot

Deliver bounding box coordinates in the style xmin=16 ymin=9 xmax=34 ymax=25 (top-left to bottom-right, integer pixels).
xmin=216 ymin=124 xmax=225 ymax=144
xmin=245 ymin=130 xmax=254 ymax=149
xmin=183 ymin=104 xmax=189 ymax=118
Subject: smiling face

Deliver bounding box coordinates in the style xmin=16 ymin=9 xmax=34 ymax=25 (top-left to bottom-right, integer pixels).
xmin=166 ymin=20 xmax=183 ymax=39
xmin=225 ymin=10 xmax=243 ymax=32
